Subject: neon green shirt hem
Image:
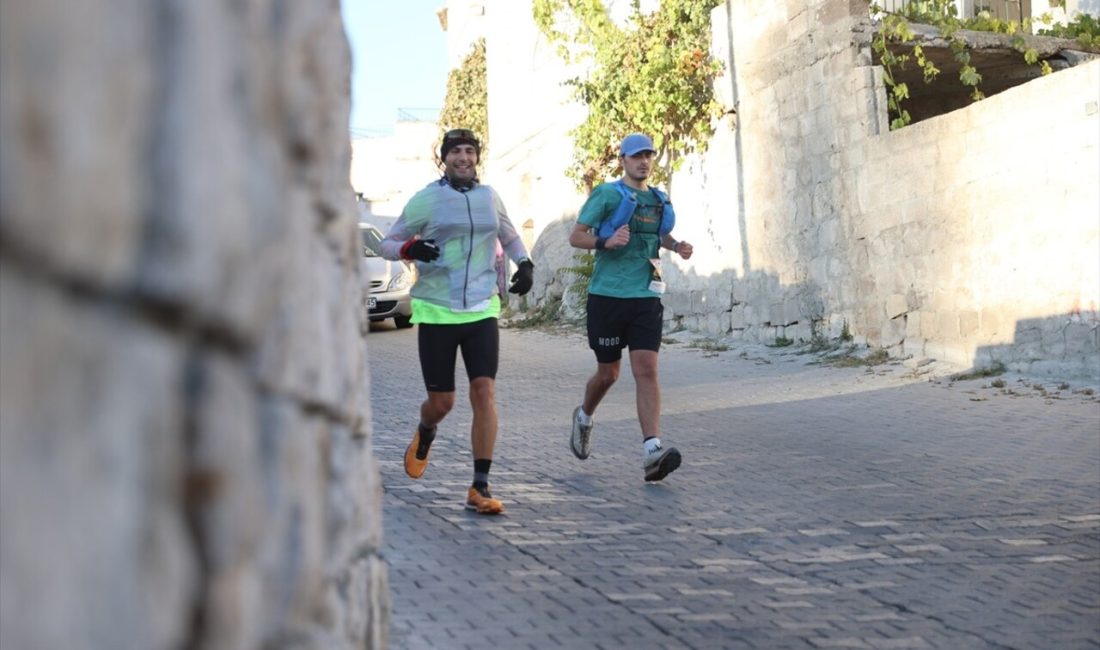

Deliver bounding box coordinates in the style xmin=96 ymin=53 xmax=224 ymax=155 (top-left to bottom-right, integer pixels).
xmin=411 ymin=295 xmax=501 ymax=325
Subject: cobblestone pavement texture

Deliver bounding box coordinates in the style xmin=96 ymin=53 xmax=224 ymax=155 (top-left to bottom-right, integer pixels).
xmin=367 ymin=323 xmax=1100 ymax=650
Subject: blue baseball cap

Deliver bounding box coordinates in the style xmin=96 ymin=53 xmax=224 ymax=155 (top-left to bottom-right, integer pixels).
xmin=620 ymin=133 xmax=655 ymax=157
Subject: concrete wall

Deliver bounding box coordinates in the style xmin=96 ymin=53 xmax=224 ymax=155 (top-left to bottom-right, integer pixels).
xmin=0 ymin=2 xmax=388 ymax=649
xmin=486 ymin=0 xmax=1099 ymax=380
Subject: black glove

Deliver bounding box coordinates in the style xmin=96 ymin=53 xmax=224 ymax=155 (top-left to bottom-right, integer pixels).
xmin=508 ymin=259 xmax=534 ymax=295
xmin=402 ymin=238 xmax=440 ymax=262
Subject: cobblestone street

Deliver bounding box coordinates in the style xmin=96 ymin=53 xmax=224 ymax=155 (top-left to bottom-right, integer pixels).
xmin=368 ymin=323 xmax=1100 ymax=650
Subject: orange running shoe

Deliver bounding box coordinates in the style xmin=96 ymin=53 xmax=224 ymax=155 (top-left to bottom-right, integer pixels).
xmin=465 ymin=485 xmax=504 ymax=515
xmin=403 ymin=428 xmax=430 ymax=479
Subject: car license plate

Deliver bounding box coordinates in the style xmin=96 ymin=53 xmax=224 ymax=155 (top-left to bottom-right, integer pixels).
xmin=367 ymin=297 xmax=377 ymax=310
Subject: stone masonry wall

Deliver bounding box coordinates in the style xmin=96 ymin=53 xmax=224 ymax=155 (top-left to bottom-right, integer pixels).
xmin=507 ymin=0 xmax=1098 ymax=381
xmin=0 ymin=2 xmax=387 ymax=649
xmin=660 ymin=0 xmax=1099 ymax=379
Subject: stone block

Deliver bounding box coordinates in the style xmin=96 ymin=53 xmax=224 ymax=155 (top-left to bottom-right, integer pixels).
xmin=323 ymin=556 xmax=389 ymax=650
xmin=326 ymin=424 xmax=383 ymax=566
xmin=1013 ymin=325 xmax=1043 ymax=345
xmin=937 ymin=311 xmax=961 ymax=340
xmin=719 ymin=311 xmax=733 ymax=334
xmin=0 ymin=266 xmax=196 ymax=650
xmin=959 ymin=310 xmax=980 ymax=338
xmin=906 ymin=311 xmax=922 ymax=338
xmin=192 ymin=352 xmax=266 ymax=571
xmin=732 ymin=280 xmax=749 ymax=305
xmin=703 ymin=312 xmax=725 ymax=336
xmin=809 ymin=256 xmax=830 ymax=285
xmin=881 ymin=316 xmax=906 ymax=348
xmin=0 ymin=2 xmax=154 ymax=290
xmin=1063 ymin=321 xmax=1100 ymax=356
xmin=924 ymin=340 xmax=947 ymax=362
xmin=903 ymin=337 xmax=926 ymax=358
xmin=730 ymin=304 xmax=748 ymax=329
xmin=199 ymin=564 xmax=263 ymax=649
xmin=784 ymin=322 xmax=813 ymax=342
xmin=257 ymin=399 xmax=326 ymax=628
xmin=663 ymin=289 xmax=692 ymax=315
xmin=885 ymin=293 xmax=908 ymax=319
xmin=700 ymin=285 xmax=733 ymax=312
xmin=767 ymin=301 xmax=783 ymax=326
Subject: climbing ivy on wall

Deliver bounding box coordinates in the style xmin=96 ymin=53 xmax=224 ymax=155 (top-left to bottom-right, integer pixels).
xmin=532 ymin=0 xmax=724 ymax=192
xmin=439 ymin=38 xmax=488 ymax=161
xmin=870 ymin=0 xmax=1096 ymax=130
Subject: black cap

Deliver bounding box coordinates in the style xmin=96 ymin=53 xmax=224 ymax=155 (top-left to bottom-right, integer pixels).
xmin=440 ymin=128 xmax=481 ymax=160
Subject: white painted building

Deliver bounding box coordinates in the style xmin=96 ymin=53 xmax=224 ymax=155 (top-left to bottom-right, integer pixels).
xmin=350 ymin=118 xmax=440 ymax=219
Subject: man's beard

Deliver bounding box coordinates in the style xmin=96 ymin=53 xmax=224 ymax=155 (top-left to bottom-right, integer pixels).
xmin=446 ymin=170 xmax=476 ymax=191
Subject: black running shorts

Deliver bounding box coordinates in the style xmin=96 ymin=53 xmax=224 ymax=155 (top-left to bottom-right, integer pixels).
xmin=418 ymin=318 xmax=499 ymax=392
xmin=586 ymin=294 xmax=663 ymax=363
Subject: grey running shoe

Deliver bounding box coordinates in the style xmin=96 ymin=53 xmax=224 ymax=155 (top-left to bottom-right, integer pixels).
xmin=643 ymin=444 xmax=682 ymax=482
xmin=570 ymin=406 xmax=593 ymax=459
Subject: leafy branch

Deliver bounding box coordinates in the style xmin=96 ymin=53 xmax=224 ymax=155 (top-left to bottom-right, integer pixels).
xmin=869 ymin=0 xmax=1090 ymax=129
xmin=439 ymin=38 xmax=488 ymax=161
xmin=533 ymin=0 xmax=724 ymax=192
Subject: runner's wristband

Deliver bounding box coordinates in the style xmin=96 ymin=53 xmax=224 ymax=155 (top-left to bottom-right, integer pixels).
xmin=595 ymin=237 xmax=607 ymax=250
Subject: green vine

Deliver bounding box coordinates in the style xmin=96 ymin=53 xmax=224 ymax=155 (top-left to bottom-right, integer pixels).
xmin=439 ymin=38 xmax=488 ymax=161
xmin=533 ymin=0 xmax=724 ymax=191
xmin=1037 ymin=10 xmax=1099 ymax=47
xmin=869 ymin=0 xmax=1091 ymax=130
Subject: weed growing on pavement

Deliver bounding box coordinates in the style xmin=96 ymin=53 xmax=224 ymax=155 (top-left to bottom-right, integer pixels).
xmin=990 ymin=378 xmax=1007 ymax=388
xmin=822 ymin=347 xmax=891 ymax=367
xmin=769 ymin=336 xmax=794 ymax=347
xmin=688 ymin=338 xmax=730 ymax=353
xmin=806 ymin=334 xmax=841 ymax=353
xmin=951 ymin=361 xmax=1007 ymax=382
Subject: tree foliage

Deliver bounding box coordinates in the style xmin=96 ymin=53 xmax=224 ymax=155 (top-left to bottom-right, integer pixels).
xmin=439 ymin=38 xmax=488 ymax=162
xmin=533 ymin=0 xmax=724 ymax=192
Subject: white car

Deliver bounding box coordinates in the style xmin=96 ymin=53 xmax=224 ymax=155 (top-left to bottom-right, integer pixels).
xmin=360 ymin=223 xmax=415 ymax=328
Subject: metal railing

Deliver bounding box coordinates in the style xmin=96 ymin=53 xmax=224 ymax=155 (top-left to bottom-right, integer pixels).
xmin=397 ymin=107 xmax=440 ymax=123
xmin=877 ymin=0 xmax=1031 ymax=22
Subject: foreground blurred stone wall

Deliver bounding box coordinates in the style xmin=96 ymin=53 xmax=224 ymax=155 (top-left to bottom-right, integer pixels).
xmin=0 ymin=2 xmax=387 ymax=648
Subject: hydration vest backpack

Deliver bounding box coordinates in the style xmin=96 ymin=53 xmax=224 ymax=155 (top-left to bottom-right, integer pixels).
xmin=596 ymin=179 xmax=675 ymax=239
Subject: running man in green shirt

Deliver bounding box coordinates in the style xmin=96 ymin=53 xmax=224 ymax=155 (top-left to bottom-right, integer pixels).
xmin=567 ymin=133 xmax=694 ymax=482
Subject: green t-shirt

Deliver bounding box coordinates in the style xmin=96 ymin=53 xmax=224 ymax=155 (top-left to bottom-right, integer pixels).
xmin=578 ymin=182 xmax=664 ymax=299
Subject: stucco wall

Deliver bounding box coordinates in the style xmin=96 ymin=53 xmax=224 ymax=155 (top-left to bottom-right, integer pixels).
xmin=0 ymin=2 xmax=388 ymax=649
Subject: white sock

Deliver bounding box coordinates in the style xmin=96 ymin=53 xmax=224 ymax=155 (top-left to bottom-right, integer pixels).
xmin=576 ymin=407 xmax=592 ymax=426
xmin=644 ymin=437 xmax=662 ymax=456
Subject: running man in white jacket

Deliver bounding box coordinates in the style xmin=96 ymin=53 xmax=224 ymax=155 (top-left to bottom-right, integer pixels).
xmin=380 ymin=128 xmax=533 ymax=515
